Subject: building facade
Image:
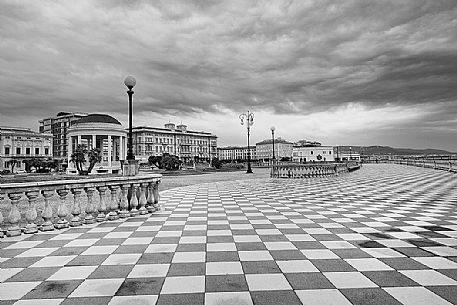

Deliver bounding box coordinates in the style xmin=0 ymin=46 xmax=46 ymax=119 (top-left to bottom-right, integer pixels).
xmin=217 ymin=146 xmax=256 ymax=161
xmin=337 ymin=152 xmax=361 ymax=162
xmin=39 ymin=112 xmax=88 ymax=159
xmin=0 ymin=126 xmax=53 ymax=172
xmin=66 ymin=114 xmax=127 ymax=175
xmin=292 ymin=145 xmax=335 ymax=163
xmin=255 ymin=138 xmax=293 ymax=162
xmin=132 ymin=123 xmax=218 ymax=163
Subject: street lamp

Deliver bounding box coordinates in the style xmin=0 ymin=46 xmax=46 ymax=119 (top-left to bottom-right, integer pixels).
xmin=349 ymin=146 xmax=352 ymax=161
xmin=124 ymin=76 xmax=136 ymax=160
xmin=240 ymin=111 xmax=254 ymax=174
xmin=270 ymin=126 xmax=275 ymax=164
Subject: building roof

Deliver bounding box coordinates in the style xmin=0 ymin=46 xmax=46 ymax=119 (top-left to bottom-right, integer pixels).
xmin=132 ymin=126 xmax=217 ymax=137
xmin=256 ymin=138 xmax=292 ymax=145
xmin=74 ymin=114 xmax=121 ymax=125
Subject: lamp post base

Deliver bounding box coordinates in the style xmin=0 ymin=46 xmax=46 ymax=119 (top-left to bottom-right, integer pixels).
xmin=123 ymin=160 xmax=139 ymax=176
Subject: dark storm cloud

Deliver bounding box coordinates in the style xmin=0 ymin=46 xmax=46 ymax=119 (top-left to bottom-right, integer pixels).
xmin=0 ymin=0 xmax=456 ymax=149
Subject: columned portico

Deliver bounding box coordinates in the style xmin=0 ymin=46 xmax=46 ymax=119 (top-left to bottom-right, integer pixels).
xmin=67 ymin=114 xmax=127 ymax=175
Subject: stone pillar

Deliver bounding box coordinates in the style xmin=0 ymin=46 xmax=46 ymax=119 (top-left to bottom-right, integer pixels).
xmin=55 ymin=189 xmax=69 ymax=229
xmin=7 ymin=193 xmax=22 ymax=237
xmin=108 ymin=185 xmax=120 ymax=220
xmin=97 ymin=186 xmax=108 ymax=222
xmin=146 ymin=182 xmax=155 ymax=213
xmin=138 ymin=183 xmax=148 ymax=215
xmin=119 ymin=184 xmax=130 ymax=218
xmin=92 ymin=135 xmax=96 ymax=150
xmin=41 ymin=190 xmax=55 ymax=231
xmin=70 ymin=188 xmax=83 ymax=227
xmin=84 ymin=187 xmax=96 ymax=224
xmin=24 ymin=191 xmax=39 ymax=234
xmin=129 ymin=184 xmax=139 ymax=216
xmin=108 ymin=135 xmax=112 ymax=168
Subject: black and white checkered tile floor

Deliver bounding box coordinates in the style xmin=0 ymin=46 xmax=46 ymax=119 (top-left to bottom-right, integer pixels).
xmin=1 ymin=164 xmax=456 ymax=305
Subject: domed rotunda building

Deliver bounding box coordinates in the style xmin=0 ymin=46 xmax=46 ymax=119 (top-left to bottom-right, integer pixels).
xmin=66 ymin=114 xmax=127 ymax=174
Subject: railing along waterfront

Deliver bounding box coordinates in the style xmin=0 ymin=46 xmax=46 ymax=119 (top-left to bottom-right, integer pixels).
xmin=271 ymin=163 xmax=354 ymax=178
xmin=392 ymin=158 xmax=457 ymax=172
xmin=0 ymin=174 xmax=161 ymax=238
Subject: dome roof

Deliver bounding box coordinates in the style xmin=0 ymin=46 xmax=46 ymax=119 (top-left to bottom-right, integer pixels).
xmin=74 ymin=114 xmax=121 ymax=125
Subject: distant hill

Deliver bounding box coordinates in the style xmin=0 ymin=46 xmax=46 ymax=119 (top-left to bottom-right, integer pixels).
xmin=338 ymin=145 xmax=456 ymax=156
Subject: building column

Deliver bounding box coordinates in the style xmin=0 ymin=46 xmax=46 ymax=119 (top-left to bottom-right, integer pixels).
xmin=77 ymin=135 xmax=81 ymax=147
xmin=108 ymin=135 xmax=112 ymax=167
xmin=92 ymin=135 xmax=96 ymax=150
xmin=68 ymin=136 xmax=73 ymax=163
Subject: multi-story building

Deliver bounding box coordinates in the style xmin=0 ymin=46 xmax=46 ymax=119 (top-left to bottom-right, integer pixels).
xmin=39 ymin=112 xmax=88 ymax=159
xmin=292 ymin=143 xmax=335 ymax=163
xmin=217 ymin=146 xmax=256 ymax=162
xmin=0 ymin=126 xmax=53 ymax=172
xmin=132 ymin=123 xmax=217 ymax=163
xmin=255 ymin=138 xmax=293 ymax=162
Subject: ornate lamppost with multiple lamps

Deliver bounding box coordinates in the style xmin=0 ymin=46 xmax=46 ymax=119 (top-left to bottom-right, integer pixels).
xmin=270 ymin=126 xmax=275 ymax=165
xmin=239 ymin=111 xmax=254 ymax=174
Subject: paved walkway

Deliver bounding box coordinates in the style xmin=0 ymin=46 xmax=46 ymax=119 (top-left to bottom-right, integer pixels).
xmin=0 ymin=164 xmax=456 ymax=305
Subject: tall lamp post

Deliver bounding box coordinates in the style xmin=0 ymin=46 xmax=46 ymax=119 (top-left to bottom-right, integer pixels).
xmin=240 ymin=111 xmax=254 ymax=174
xmin=349 ymin=146 xmax=352 ymax=161
xmin=270 ymin=126 xmax=275 ymax=164
xmin=124 ymin=76 xmax=136 ymax=160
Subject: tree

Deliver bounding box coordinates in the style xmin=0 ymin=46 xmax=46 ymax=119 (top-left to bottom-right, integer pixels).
xmin=211 ymin=157 xmax=222 ymax=169
xmin=5 ymin=158 xmax=19 ymax=173
xmin=160 ymin=155 xmax=180 ymax=170
xmin=70 ymin=145 xmax=102 ymax=175
xmin=148 ymin=155 xmax=162 ymax=168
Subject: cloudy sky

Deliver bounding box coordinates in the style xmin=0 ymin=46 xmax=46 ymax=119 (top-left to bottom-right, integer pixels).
xmin=1 ymin=0 xmax=456 ymax=151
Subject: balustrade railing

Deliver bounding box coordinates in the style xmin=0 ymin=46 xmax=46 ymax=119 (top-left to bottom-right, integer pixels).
xmin=271 ymin=163 xmax=350 ymax=178
xmin=392 ymin=159 xmax=457 ymax=172
xmin=0 ymin=174 xmax=161 ymax=238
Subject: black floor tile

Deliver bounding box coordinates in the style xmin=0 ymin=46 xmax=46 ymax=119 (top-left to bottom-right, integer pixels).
xmin=285 ymin=272 xmax=335 ymax=290
xmin=205 ymin=275 xmax=248 ymax=292
xmin=341 ymin=288 xmax=403 ymax=305
xmin=115 ymin=277 xmax=164 ymax=295
xmin=251 ymin=290 xmax=302 ymax=305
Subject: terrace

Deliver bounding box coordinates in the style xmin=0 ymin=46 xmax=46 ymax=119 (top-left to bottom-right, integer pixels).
xmin=0 ymin=164 xmax=456 ymax=305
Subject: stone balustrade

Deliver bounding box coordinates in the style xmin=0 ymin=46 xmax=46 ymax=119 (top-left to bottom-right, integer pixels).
xmin=271 ymin=163 xmax=350 ymax=178
xmin=0 ymin=174 xmax=161 ymax=238
xmin=393 ymin=159 xmax=457 ymax=173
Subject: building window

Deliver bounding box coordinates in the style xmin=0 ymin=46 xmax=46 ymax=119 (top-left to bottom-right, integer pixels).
xmin=311 ymin=151 xmax=313 ymax=155
xmin=26 ymin=148 xmax=31 ymax=155
xmin=35 ymin=148 xmax=40 ymax=155
xmin=5 ymin=147 xmax=10 ymax=155
xmin=45 ymin=148 xmax=49 ymax=155
xmin=16 ymin=147 xmax=21 ymax=155
xmin=329 ymin=151 xmax=332 ymax=154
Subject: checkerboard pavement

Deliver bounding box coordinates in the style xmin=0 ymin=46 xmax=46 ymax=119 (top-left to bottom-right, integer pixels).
xmin=1 ymin=164 xmax=457 ymax=305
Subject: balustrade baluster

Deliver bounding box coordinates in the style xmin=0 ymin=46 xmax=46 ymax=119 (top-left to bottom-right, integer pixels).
xmin=138 ymin=183 xmax=148 ymax=215
xmin=146 ymin=182 xmax=155 ymax=213
xmin=84 ymin=187 xmax=96 ymax=224
xmin=41 ymin=190 xmax=55 ymax=231
xmin=7 ymin=192 xmax=22 ymax=237
xmin=153 ymin=180 xmax=161 ymax=211
xmin=55 ymin=189 xmax=69 ymax=229
xmin=97 ymin=186 xmax=108 ymax=222
xmin=24 ymin=191 xmax=39 ymax=234
xmin=70 ymin=188 xmax=83 ymax=227
xmin=129 ymin=184 xmax=139 ymax=216
xmin=108 ymin=186 xmax=120 ymax=220
xmin=119 ymin=184 xmax=130 ymax=218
